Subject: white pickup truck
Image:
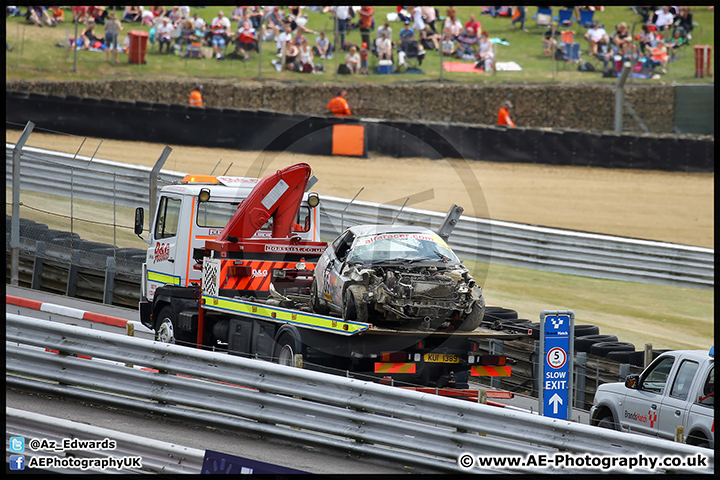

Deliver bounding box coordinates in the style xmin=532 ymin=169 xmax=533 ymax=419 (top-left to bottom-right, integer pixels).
xmin=590 ymin=347 xmax=714 ymax=449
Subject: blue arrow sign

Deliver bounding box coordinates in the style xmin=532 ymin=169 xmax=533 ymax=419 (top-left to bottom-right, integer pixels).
xmin=539 ymin=311 xmax=574 ymax=420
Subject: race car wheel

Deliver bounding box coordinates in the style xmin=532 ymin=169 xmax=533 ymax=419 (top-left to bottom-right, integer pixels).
xmin=343 ymin=285 xmax=368 ymax=323
xmin=309 ymin=278 xmax=330 ymax=315
xmin=458 ymin=298 xmax=485 ymax=332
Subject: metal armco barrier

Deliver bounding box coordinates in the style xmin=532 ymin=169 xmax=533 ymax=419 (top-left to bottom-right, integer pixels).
xmin=6 ymin=144 xmax=713 ymax=289
xmin=5 ymin=314 xmax=713 ymax=474
xmin=6 ymin=408 xmax=204 ymax=474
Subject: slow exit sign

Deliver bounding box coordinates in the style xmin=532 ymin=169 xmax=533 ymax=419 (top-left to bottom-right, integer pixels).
xmin=539 ymin=310 xmax=575 ymax=420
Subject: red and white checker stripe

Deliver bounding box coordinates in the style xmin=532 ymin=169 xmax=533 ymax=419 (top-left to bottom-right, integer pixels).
xmin=6 ymin=295 xmax=152 ymax=333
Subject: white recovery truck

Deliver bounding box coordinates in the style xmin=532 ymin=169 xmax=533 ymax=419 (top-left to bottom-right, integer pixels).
xmin=135 ymin=163 xmax=528 ymax=388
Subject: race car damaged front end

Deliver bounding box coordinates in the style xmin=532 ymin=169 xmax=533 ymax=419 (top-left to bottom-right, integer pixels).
xmin=344 ymin=263 xmax=485 ymax=331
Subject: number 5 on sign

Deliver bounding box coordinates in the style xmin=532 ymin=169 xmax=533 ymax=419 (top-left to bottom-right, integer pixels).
xmin=539 ymin=310 xmax=575 ymax=420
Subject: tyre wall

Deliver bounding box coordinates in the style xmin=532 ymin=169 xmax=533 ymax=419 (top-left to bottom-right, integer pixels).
xmin=6 ymin=90 xmax=713 ymax=172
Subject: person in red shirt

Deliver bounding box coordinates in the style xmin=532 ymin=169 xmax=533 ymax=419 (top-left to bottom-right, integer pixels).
xmin=327 ymin=90 xmax=351 ymax=117
xmin=464 ymin=13 xmax=482 ymax=36
xmin=497 ymin=101 xmax=515 ymax=127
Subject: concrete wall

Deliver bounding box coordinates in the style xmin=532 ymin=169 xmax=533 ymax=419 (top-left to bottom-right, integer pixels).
xmin=6 ymin=80 xmax=680 ymax=134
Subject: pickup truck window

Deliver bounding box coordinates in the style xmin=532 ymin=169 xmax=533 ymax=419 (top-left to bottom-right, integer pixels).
xmin=641 ymin=356 xmax=675 ymax=394
xmin=699 ymin=366 xmax=714 ymax=405
xmin=670 ymin=360 xmax=699 ymax=400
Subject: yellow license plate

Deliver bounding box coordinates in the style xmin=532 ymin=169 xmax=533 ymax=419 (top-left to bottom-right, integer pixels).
xmin=424 ymin=353 xmax=461 ymax=363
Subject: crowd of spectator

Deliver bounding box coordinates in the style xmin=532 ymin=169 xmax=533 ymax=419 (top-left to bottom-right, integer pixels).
xmin=7 ymin=5 xmax=707 ymax=77
xmin=568 ymin=5 xmax=697 ymax=75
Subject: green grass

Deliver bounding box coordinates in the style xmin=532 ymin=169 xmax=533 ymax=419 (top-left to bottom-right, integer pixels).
xmin=463 ymin=259 xmax=713 ymax=352
xmin=5 ymin=6 xmax=715 ymax=84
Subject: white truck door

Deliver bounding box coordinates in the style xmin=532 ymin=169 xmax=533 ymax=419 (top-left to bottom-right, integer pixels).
xmin=657 ymin=359 xmax=699 ymax=441
xmin=622 ymin=355 xmax=676 ymax=437
xmin=146 ymin=194 xmax=183 ymax=300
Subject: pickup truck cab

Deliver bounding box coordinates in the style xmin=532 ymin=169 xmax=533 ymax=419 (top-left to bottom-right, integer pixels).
xmin=590 ymin=347 xmax=714 ymax=448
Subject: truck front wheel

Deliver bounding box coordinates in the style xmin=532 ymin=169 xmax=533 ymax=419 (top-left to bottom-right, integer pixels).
xmin=597 ymin=415 xmax=617 ymax=430
xmin=155 ymin=306 xmax=193 ymax=345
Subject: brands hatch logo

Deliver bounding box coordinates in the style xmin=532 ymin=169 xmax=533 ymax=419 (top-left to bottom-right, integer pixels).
xmin=550 ymin=317 xmax=563 ymax=329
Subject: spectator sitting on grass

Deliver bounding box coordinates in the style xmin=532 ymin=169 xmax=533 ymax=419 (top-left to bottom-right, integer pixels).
xmin=210 ymin=10 xmax=231 ymax=60
xmin=28 ymin=6 xmax=52 ymax=26
xmin=464 ymin=13 xmax=482 ymax=36
xmin=345 ymin=45 xmax=360 ymax=74
xmin=275 ymin=23 xmax=293 ymax=56
xmin=298 ymin=37 xmax=314 ymax=72
xmin=455 ymin=27 xmax=479 ymax=57
xmin=476 ymin=30 xmax=494 ymax=69
xmin=168 ymin=6 xmax=184 ymax=26
xmin=443 ymin=12 xmax=463 ymax=39
xmin=422 ymin=6 xmax=438 ymax=33
xmin=612 ymin=22 xmax=631 ymax=53
xmin=79 ymin=21 xmax=102 ymax=50
xmin=441 ymin=33 xmax=456 ymax=56
xmin=542 ymin=23 xmax=560 ymax=55
xmin=122 ymin=6 xmax=141 ymax=23
xmin=283 ymin=39 xmax=300 ymax=71
xmin=584 ymin=21 xmax=607 ymax=56
xmin=637 ymin=24 xmax=655 ymax=54
xmin=262 ymin=6 xmax=283 ymax=42
xmin=377 ymin=21 xmax=393 ymax=42
xmin=48 ymin=6 xmax=64 ymax=26
xmin=155 ymin=17 xmax=174 ymax=54
xmin=313 ymin=31 xmax=333 ymax=59
xmin=192 ymin=13 xmax=206 ymax=34
xmin=234 ymin=20 xmax=258 ymax=59
xmin=650 ymin=39 xmax=669 ymax=73
xmin=178 ymin=19 xmax=199 ymax=55
xmin=151 ymin=6 xmax=167 ymax=20
xmin=673 ymin=7 xmax=694 ymax=38
xmin=596 ymin=34 xmax=613 ymax=68
xmin=375 ymin=31 xmax=392 ymax=60
xmin=398 ymin=20 xmax=415 ymax=52
xmin=653 ymin=6 xmax=675 ymax=32
xmin=419 ymin=25 xmax=441 ymax=51
xmin=89 ymin=6 xmax=107 ymax=25
xmin=140 ymin=7 xmax=155 ymax=27
xmin=246 ymin=6 xmax=264 ymax=30
xmin=230 ymin=6 xmax=245 ymax=25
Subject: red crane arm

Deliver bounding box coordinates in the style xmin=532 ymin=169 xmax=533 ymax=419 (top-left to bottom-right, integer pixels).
xmin=215 ymin=163 xmax=312 ymax=242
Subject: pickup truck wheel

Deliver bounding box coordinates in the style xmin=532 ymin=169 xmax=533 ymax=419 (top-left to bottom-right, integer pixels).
xmin=155 ymin=306 xmax=192 ymax=345
xmin=597 ymin=415 xmax=617 ymax=430
xmin=458 ymin=299 xmax=485 ymax=331
xmin=309 ymin=278 xmax=330 ymax=315
xmin=343 ymin=285 xmax=368 ymax=323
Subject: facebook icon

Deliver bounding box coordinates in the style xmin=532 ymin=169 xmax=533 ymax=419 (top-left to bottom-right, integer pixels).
xmin=9 ymin=454 xmax=25 ymax=470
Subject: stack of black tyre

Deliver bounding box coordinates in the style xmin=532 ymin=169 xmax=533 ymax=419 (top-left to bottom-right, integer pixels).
xmin=482 ymin=306 xmax=665 ymax=367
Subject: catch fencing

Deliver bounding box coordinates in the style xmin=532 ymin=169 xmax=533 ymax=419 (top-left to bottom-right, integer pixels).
xmin=6 ymin=314 xmax=713 ymax=474
xmin=6 ymin=143 xmax=713 ymax=290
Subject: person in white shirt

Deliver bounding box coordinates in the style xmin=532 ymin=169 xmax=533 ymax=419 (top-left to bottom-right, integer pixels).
xmin=276 ymin=23 xmax=293 ymax=56
xmin=333 ymin=6 xmax=351 ymax=49
xmin=192 ymin=13 xmax=206 ymax=33
xmin=345 ymin=45 xmax=360 ymax=74
xmin=156 ymin=17 xmax=174 ymax=54
xmin=653 ymin=6 xmax=675 ymax=31
xmin=375 ymin=31 xmax=392 ymax=60
xmin=412 ymin=6 xmax=425 ymax=32
xmin=210 ymin=10 xmax=231 ymax=59
xmin=584 ymin=21 xmax=607 ymax=56
xmin=313 ymin=31 xmax=333 ymax=59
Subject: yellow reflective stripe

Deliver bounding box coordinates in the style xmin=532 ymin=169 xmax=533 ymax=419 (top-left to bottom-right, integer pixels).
xmin=147 ymin=270 xmax=181 ymax=285
xmin=471 ymin=366 xmax=512 ymax=377
xmin=201 ymin=295 xmax=369 ymax=335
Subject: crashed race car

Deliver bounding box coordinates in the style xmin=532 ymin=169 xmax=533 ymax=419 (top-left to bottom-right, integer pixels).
xmin=310 ymin=225 xmax=485 ymax=331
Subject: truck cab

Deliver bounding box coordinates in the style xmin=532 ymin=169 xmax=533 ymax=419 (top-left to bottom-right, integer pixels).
xmin=590 ymin=347 xmax=714 ymax=449
xmin=136 ymin=174 xmax=321 ymax=302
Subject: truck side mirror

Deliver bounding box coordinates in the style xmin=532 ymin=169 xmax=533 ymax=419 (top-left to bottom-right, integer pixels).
xmin=625 ymin=374 xmax=639 ymax=389
xmin=134 ymin=207 xmax=145 ymax=236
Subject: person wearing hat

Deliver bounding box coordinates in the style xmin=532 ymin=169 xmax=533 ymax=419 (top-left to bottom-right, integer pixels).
xmin=189 ymin=85 xmax=203 ymax=107
xmin=497 ymin=101 xmax=515 ymax=127
xmin=360 ymin=41 xmax=370 ymax=74
xmin=327 ymin=90 xmax=351 ymax=117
